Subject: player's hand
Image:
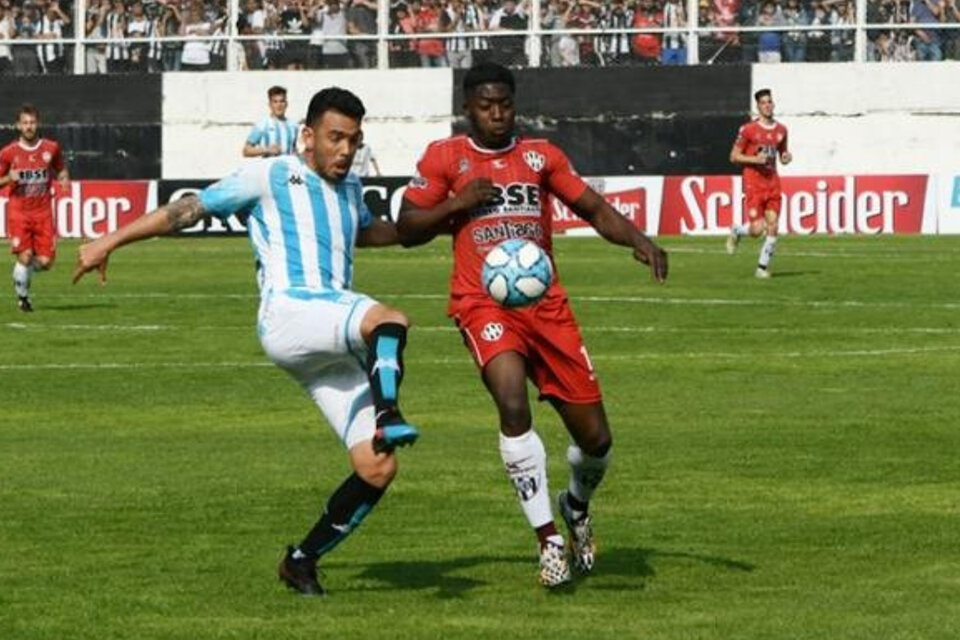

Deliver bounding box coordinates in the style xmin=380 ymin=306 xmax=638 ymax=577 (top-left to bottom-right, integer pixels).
xmin=755 ymin=149 xmax=770 ymax=165
xmin=453 ymin=178 xmax=496 ymax=211
xmin=633 ymin=237 xmax=668 ymax=283
xmin=8 ymin=167 xmax=20 ymax=183
xmin=781 ymin=151 xmax=793 ymax=165
xmin=266 ymin=144 xmax=282 ymax=157
xmin=73 ymin=239 xmax=111 ymax=285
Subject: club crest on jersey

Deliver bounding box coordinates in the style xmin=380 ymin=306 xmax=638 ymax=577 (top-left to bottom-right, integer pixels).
xmin=480 ymin=322 xmax=504 ymax=342
xmin=523 ymin=150 xmax=545 ymax=173
xmin=42 ymin=151 xmax=51 ymax=163
xmin=458 ymin=158 xmax=470 ymax=175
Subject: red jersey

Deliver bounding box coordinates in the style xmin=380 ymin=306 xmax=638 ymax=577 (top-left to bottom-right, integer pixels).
xmin=734 ymin=119 xmax=788 ymax=191
xmin=0 ymin=138 xmax=64 ymax=218
xmin=404 ymin=135 xmax=588 ymax=315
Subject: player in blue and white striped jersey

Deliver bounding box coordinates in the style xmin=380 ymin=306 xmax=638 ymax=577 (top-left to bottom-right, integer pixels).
xmin=74 ymin=88 xmax=419 ymax=598
xmin=243 ymin=85 xmax=301 ymax=158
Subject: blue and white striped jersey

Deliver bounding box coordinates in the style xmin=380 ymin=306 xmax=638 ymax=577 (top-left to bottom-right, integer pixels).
xmin=246 ymin=116 xmax=300 ymax=156
xmin=199 ymin=156 xmax=373 ymax=296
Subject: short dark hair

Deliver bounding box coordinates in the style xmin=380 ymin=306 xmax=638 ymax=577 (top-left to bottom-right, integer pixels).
xmin=17 ymin=103 xmax=38 ymax=120
xmin=305 ymin=87 xmax=366 ymax=127
xmin=754 ymin=88 xmax=772 ymax=102
xmin=268 ymin=86 xmax=287 ymax=99
xmin=463 ymin=62 xmax=515 ymax=96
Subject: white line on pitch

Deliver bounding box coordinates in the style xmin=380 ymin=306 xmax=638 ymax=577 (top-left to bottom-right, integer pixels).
xmin=2 ymin=345 xmax=959 ymax=371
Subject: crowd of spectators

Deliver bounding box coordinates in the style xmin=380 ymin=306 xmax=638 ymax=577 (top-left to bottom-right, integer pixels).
xmin=0 ymin=0 xmax=957 ymax=74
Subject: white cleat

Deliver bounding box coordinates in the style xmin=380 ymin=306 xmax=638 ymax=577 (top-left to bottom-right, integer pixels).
xmin=539 ymin=542 xmax=572 ymax=588
xmin=755 ymin=267 xmax=771 ymax=279
xmin=726 ymin=230 xmax=740 ymax=255
xmin=558 ymin=490 xmax=596 ymax=574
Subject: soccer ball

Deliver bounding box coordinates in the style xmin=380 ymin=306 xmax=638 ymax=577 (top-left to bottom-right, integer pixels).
xmin=481 ymin=239 xmax=554 ymax=308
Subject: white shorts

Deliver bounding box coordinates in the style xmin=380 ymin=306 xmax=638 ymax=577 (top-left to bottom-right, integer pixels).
xmin=258 ymin=289 xmax=378 ymax=449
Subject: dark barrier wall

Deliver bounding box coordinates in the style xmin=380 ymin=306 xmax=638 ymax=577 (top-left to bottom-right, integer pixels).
xmin=453 ymin=66 xmax=752 ymax=176
xmin=0 ymin=75 xmax=161 ymax=180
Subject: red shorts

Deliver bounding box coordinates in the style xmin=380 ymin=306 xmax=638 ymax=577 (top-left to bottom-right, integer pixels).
xmin=7 ymin=213 xmax=56 ymax=258
xmin=454 ymin=295 xmax=602 ymax=404
xmin=744 ymin=184 xmax=782 ymax=220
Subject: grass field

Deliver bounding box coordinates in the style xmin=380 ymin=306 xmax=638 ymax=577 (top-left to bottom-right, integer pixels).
xmin=2 ymin=234 xmax=959 ymax=639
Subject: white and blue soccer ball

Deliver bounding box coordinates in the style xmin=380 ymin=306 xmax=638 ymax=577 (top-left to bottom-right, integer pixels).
xmin=481 ymin=239 xmax=554 ymax=308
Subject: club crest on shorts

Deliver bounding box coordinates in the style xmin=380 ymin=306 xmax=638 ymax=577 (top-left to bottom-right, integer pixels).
xmin=480 ymin=322 xmax=504 ymax=342
xmin=523 ymin=151 xmax=545 ymax=173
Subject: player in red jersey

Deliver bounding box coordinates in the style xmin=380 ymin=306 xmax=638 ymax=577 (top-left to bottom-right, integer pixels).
xmin=397 ymin=63 xmax=668 ymax=588
xmin=0 ymin=104 xmax=68 ymax=311
xmin=726 ymin=88 xmax=792 ymax=278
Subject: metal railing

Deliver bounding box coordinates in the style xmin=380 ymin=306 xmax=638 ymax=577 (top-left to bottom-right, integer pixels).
xmin=1 ymin=0 xmax=957 ymax=73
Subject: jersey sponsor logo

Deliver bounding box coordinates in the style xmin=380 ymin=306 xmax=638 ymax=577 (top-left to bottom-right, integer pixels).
xmin=471 ymin=219 xmax=544 ymax=245
xmin=523 ymin=150 xmax=545 ymax=173
xmin=480 ymin=322 xmax=504 ymax=342
xmin=471 ymin=182 xmax=542 ymax=218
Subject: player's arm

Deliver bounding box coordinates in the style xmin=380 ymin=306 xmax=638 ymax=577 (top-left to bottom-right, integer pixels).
xmin=0 ymin=151 xmax=18 ymax=188
xmin=779 ymin=131 xmax=792 ymax=165
xmin=572 ymin=189 xmax=668 ymax=283
xmin=242 ymin=125 xmax=274 ymax=158
xmin=73 ymin=196 xmax=209 ymax=284
xmin=548 ymin=145 xmax=666 ymax=282
xmin=397 ymin=178 xmax=493 ymax=246
xmin=729 ymin=128 xmax=767 ymax=166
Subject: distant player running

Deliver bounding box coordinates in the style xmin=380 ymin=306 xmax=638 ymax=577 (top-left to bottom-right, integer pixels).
xmin=727 ymin=88 xmax=792 ymax=278
xmin=74 ymin=88 xmax=418 ymax=597
xmin=398 ymin=63 xmax=668 ymax=588
xmin=0 ymin=104 xmax=69 ymax=312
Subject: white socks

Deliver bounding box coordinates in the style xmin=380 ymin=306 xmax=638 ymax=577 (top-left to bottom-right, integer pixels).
xmin=13 ymin=262 xmax=31 ymax=298
xmin=499 ymin=430 xmax=553 ymax=529
xmin=758 ymin=236 xmax=778 ymax=270
xmin=566 ymin=444 xmax=612 ymax=510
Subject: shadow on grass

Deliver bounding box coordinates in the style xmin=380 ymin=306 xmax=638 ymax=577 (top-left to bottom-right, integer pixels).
xmin=590 ymin=546 xmax=756 ymax=591
xmin=41 ymin=303 xmax=117 ymax=311
xmin=335 ymin=554 xmax=531 ymax=599
xmin=768 ymin=270 xmax=818 ymax=278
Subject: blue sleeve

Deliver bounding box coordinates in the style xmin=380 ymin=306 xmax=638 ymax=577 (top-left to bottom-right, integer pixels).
xmin=246 ymin=122 xmax=264 ymax=146
xmin=199 ymin=163 xmax=264 ymax=220
xmin=355 ymin=181 xmax=373 ymax=229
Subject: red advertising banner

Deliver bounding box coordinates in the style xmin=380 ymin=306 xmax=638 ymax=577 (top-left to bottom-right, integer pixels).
xmin=0 ymin=180 xmax=156 ymax=239
xmin=657 ymin=174 xmax=936 ymax=236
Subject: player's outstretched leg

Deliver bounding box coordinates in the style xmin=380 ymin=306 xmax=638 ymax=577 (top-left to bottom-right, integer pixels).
xmin=551 ymin=400 xmax=612 ymax=575
xmin=486 ymin=352 xmax=570 ymax=588
xmin=361 ymin=305 xmax=418 ymax=453
xmin=280 ymin=444 xmax=397 ymax=596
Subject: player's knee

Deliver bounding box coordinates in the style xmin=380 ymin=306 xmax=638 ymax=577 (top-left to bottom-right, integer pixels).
xmin=497 ymin=398 xmax=531 ymax=436
xmin=583 ymin=436 xmax=612 ymax=458
xmin=355 ymin=450 xmax=398 ymax=488
xmin=34 ymin=256 xmax=53 ymax=271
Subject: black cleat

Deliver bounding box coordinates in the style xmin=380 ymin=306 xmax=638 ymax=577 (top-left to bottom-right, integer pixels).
xmin=17 ymin=296 xmax=33 ymax=313
xmin=278 ymin=546 xmax=326 ymax=597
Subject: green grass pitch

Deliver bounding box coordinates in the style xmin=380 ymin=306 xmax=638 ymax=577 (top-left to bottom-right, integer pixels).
xmin=2 ymin=235 xmax=959 ymax=639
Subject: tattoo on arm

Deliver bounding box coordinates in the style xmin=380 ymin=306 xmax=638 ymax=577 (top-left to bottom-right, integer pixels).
xmin=163 ymin=196 xmax=208 ymax=231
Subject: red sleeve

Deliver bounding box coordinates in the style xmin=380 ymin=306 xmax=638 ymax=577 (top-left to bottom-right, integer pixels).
xmin=734 ymin=124 xmax=749 ymax=151
xmin=403 ymin=142 xmax=452 ymax=209
xmin=0 ymin=147 xmax=10 ymax=176
xmin=50 ymin=142 xmax=65 ymax=174
xmin=544 ymin=144 xmax=588 ymax=206
xmin=778 ymin=128 xmax=789 ymax=154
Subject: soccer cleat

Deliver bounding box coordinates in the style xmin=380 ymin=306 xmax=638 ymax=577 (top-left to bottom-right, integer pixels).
xmin=755 ymin=267 xmax=771 ymax=279
xmin=558 ymin=490 xmax=596 ymax=574
xmin=539 ymin=541 xmax=572 ymax=588
xmin=726 ymin=230 xmax=740 ymax=255
xmin=17 ymin=296 xmax=33 ymax=312
xmin=278 ymin=546 xmax=326 ymax=597
xmin=372 ymin=423 xmax=419 ymax=454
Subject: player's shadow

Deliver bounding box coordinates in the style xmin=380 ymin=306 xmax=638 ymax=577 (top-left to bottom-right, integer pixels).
xmin=336 ymin=554 xmax=530 ymax=599
xmin=591 ymin=546 xmax=755 ymax=591
xmin=767 ymin=270 xmax=817 ymax=278
xmin=42 ymin=303 xmax=116 ymax=311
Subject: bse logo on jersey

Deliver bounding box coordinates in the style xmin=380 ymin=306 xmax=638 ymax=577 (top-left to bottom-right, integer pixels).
xmin=472 ymin=182 xmax=541 ymax=219
xmin=523 ymin=151 xmax=545 ymax=173
xmin=480 ymin=322 xmax=504 ymax=342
